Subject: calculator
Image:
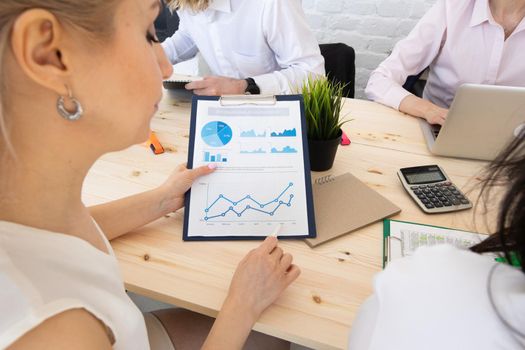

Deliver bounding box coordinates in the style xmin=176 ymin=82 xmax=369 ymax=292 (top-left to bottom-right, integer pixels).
xmin=397 ymin=165 xmax=472 ymax=214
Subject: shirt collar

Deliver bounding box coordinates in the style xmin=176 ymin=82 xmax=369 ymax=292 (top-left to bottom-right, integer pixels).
xmin=208 ymin=0 xmax=232 ymax=13
xmin=514 ymin=20 xmax=525 ymax=35
xmin=470 ymin=0 xmax=491 ymax=27
xmin=470 ymin=0 xmax=525 ymax=35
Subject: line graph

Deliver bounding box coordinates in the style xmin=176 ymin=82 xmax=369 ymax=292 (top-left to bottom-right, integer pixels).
xmin=204 ymin=183 xmax=294 ymax=221
xmin=271 ymin=146 xmax=297 ymax=153
xmin=271 ymin=128 xmax=296 ymax=137
xmin=240 ymin=129 xmax=266 ymax=138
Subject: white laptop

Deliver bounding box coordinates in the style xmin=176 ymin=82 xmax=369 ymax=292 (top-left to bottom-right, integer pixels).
xmin=420 ymin=84 xmax=525 ymax=161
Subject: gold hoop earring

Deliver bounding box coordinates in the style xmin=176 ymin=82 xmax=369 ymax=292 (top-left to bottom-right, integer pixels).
xmin=57 ymin=86 xmax=83 ymax=121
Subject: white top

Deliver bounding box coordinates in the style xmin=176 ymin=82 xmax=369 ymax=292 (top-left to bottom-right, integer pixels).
xmin=161 ymin=0 xmax=325 ymax=94
xmin=348 ymin=245 xmax=525 ymax=350
xmin=0 ymin=220 xmax=150 ymax=350
xmin=365 ymin=0 xmax=525 ymax=110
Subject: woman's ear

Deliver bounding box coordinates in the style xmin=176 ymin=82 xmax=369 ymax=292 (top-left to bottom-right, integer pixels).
xmin=10 ymin=9 xmax=71 ymax=96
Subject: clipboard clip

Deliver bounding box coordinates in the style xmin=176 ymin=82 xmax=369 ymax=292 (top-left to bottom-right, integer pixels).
xmin=219 ymin=95 xmax=277 ymax=106
xmin=386 ymin=235 xmax=404 ymax=261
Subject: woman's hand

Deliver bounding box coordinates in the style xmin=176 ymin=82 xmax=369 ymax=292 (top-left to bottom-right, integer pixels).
xmin=185 ymin=76 xmax=248 ymax=96
xmin=423 ymin=104 xmax=448 ymax=125
xmin=399 ymin=95 xmax=449 ymax=125
xmin=202 ymin=234 xmax=300 ymax=349
xmin=89 ymin=163 xmax=215 ymax=240
xmin=157 ymin=163 xmax=216 ymax=214
xmin=225 ymin=236 xmax=301 ymax=323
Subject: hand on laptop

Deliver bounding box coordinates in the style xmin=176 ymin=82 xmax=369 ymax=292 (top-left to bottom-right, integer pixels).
xmin=186 ymin=76 xmax=248 ymax=96
xmin=399 ymin=95 xmax=449 ymax=125
xmin=423 ymin=105 xmax=448 ymax=125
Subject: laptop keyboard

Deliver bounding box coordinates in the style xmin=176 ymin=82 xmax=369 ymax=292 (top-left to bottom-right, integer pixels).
xmin=431 ymin=125 xmax=442 ymax=139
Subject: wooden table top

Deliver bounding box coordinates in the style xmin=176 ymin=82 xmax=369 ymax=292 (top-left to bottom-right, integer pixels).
xmin=82 ymin=94 xmax=493 ymax=350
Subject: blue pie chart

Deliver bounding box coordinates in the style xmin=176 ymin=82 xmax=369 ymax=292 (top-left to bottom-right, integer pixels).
xmin=201 ymin=121 xmax=232 ymax=147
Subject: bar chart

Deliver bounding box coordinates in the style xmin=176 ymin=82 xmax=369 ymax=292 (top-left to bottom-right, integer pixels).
xmin=203 ymin=151 xmax=228 ymax=163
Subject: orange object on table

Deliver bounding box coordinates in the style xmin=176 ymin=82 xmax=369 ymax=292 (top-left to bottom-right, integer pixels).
xmin=149 ymin=132 xmax=165 ymax=155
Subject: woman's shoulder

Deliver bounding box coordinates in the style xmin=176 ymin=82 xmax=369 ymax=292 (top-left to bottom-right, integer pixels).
xmin=0 ymin=244 xmax=101 ymax=349
xmin=0 ymin=220 xmax=123 ymax=293
xmin=382 ymin=244 xmax=499 ymax=279
xmin=0 ymin=220 xmax=146 ymax=349
xmin=370 ymin=245 xmax=525 ymax=349
xmin=0 ymin=220 xmax=113 ymax=260
xmin=377 ymin=244 xmax=523 ymax=295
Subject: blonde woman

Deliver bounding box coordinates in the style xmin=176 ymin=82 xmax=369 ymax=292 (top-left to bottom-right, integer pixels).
xmin=162 ymin=0 xmax=325 ymax=95
xmin=0 ymin=0 xmax=299 ymax=349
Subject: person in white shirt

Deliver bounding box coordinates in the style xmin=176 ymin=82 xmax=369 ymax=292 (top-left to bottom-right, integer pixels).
xmin=0 ymin=0 xmax=299 ymax=349
xmin=366 ymin=0 xmax=525 ymax=125
xmin=162 ymin=0 xmax=325 ymax=95
xmin=348 ymin=131 xmax=525 ymax=349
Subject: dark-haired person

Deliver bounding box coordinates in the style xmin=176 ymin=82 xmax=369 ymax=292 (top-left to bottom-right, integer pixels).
xmin=161 ymin=0 xmax=325 ymax=95
xmin=348 ymin=131 xmax=525 ymax=349
xmin=0 ymin=0 xmax=298 ymax=349
xmin=366 ymin=0 xmax=525 ymax=125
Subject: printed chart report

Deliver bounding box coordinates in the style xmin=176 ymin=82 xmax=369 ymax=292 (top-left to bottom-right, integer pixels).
xmin=184 ymin=96 xmax=316 ymax=240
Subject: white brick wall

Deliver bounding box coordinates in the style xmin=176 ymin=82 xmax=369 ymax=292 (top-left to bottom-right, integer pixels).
xmin=303 ymin=0 xmax=436 ymax=98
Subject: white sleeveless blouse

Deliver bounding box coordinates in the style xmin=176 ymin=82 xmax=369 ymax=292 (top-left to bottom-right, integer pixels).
xmin=0 ymin=220 xmax=150 ymax=349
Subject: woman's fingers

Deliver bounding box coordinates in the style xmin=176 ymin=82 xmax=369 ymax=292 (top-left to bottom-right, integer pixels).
xmin=259 ymin=235 xmax=278 ymax=254
xmin=279 ymin=253 xmax=293 ymax=272
xmin=284 ymin=265 xmax=301 ymax=284
xmin=184 ymin=164 xmax=216 ymax=182
xmin=176 ymin=163 xmax=188 ymax=172
xmin=270 ymin=247 xmax=284 ymax=262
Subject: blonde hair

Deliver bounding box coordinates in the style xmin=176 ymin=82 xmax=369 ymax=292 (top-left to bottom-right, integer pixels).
xmin=166 ymin=0 xmax=211 ymax=12
xmin=0 ymin=1 xmax=119 ymax=153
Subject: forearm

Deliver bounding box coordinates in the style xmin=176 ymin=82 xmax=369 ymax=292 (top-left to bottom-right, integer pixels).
xmin=202 ymin=297 xmax=256 ymax=350
xmin=89 ymin=186 xmax=180 ymax=240
xmin=89 ymin=164 xmax=214 ymax=240
xmin=253 ymin=64 xmax=324 ymax=95
xmin=161 ymin=28 xmax=198 ymax=64
xmin=365 ymin=68 xmax=412 ymax=109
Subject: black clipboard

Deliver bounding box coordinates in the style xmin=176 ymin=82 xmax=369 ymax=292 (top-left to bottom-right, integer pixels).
xmin=163 ymin=80 xmax=191 ymax=90
xmin=183 ymin=94 xmax=316 ymax=241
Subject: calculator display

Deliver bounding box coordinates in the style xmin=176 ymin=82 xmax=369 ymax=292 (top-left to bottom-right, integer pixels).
xmin=401 ymin=166 xmax=446 ymax=184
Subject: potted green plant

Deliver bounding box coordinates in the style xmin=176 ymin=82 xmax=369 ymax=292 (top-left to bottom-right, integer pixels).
xmin=302 ymin=77 xmax=349 ymax=171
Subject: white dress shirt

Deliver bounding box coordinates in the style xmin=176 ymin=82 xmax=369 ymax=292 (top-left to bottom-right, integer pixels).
xmin=366 ymin=0 xmax=525 ymax=110
xmin=348 ymin=245 xmax=525 ymax=350
xmin=162 ymin=0 xmax=325 ymax=94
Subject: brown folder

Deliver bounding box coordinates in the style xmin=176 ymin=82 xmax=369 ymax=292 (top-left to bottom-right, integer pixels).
xmin=305 ymin=172 xmax=401 ymax=248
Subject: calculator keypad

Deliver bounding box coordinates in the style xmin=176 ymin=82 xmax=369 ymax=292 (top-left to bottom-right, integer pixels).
xmin=409 ymin=182 xmax=471 ymax=211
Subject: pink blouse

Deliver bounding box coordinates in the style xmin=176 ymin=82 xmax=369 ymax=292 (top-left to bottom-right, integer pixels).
xmin=366 ymin=0 xmax=525 ymax=110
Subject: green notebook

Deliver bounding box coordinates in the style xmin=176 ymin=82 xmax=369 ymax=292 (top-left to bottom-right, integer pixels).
xmin=382 ymin=219 xmax=489 ymax=268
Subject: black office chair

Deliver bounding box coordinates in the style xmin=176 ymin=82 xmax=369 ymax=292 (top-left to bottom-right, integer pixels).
xmin=155 ymin=5 xmax=179 ymax=42
xmin=319 ymin=43 xmax=355 ymax=98
xmin=403 ymin=68 xmax=428 ymax=98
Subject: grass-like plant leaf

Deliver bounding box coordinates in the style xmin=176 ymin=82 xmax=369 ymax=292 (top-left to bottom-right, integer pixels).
xmin=301 ymin=76 xmax=350 ymax=140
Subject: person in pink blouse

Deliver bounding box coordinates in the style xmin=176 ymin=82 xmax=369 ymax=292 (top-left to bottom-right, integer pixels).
xmin=366 ymin=0 xmax=525 ymax=125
